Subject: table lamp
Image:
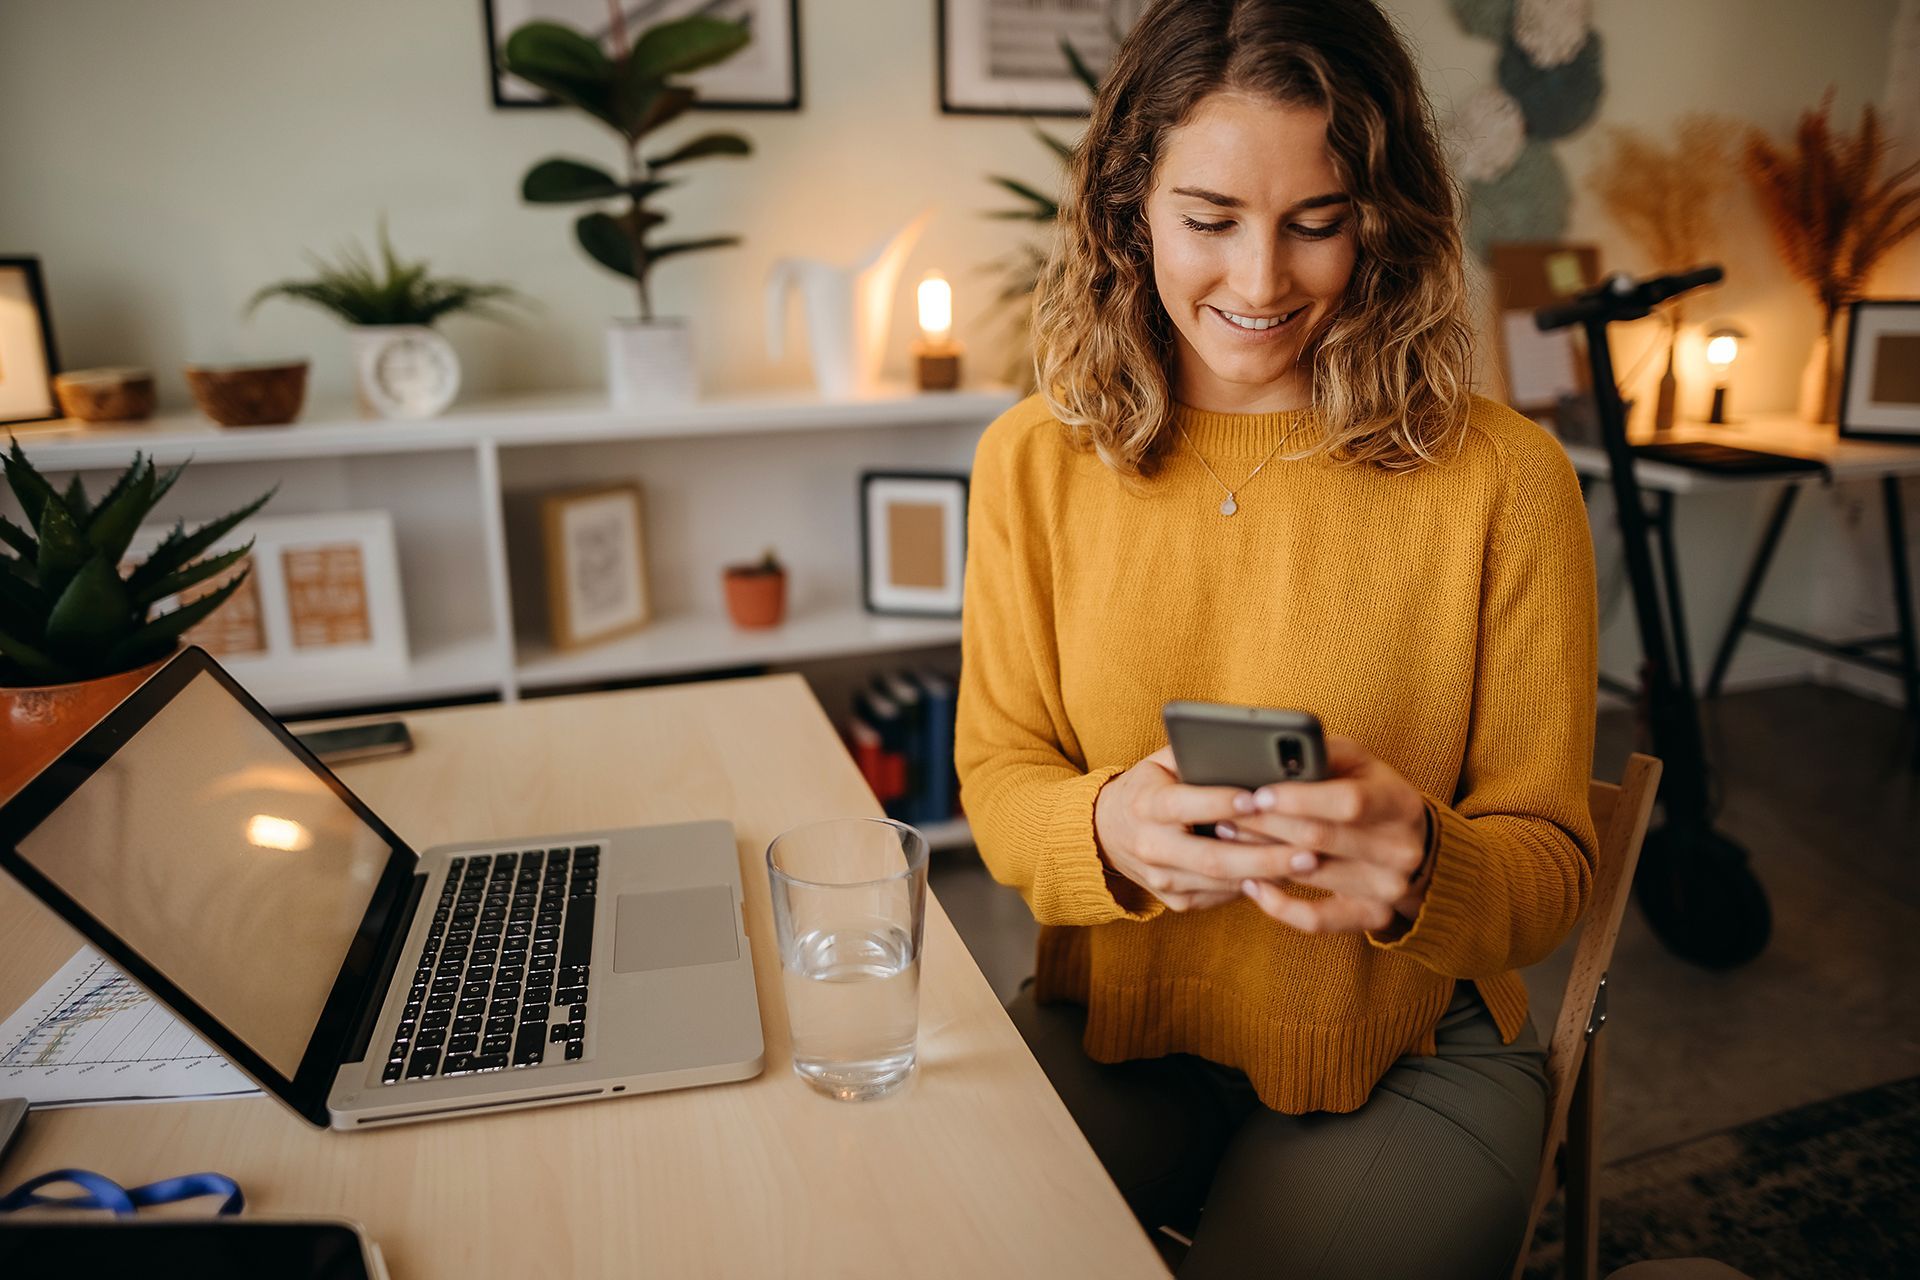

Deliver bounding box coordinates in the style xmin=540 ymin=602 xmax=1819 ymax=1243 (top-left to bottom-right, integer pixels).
xmin=1706 ymin=325 xmax=1745 ymax=424
xmin=913 ymin=271 xmax=963 ymax=392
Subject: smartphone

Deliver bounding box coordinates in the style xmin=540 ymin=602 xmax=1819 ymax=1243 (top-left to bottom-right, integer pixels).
xmin=1162 ymin=701 xmax=1329 ymax=837
xmin=293 ymin=720 xmax=413 ymax=766
xmin=0 ymin=1218 xmax=389 ymax=1279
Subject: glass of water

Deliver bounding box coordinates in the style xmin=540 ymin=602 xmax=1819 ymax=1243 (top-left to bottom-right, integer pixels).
xmin=767 ymin=817 xmax=928 ymax=1101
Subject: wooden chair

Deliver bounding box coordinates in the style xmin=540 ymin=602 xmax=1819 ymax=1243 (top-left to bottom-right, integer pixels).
xmin=1512 ymin=752 xmax=1664 ymax=1280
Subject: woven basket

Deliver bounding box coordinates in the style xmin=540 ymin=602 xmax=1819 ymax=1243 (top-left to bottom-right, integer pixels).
xmin=183 ymin=360 xmax=308 ymax=427
xmin=52 ymin=367 xmax=157 ymax=422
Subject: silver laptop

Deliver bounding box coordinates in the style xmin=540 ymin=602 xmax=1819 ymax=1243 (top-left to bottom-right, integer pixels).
xmin=0 ymin=647 xmax=764 ymax=1130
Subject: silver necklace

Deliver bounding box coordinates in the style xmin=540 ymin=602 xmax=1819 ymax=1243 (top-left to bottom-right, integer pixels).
xmin=1174 ymin=423 xmax=1292 ymax=516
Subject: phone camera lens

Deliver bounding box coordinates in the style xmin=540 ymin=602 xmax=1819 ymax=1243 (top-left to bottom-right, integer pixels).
xmin=1277 ymin=735 xmax=1304 ymax=778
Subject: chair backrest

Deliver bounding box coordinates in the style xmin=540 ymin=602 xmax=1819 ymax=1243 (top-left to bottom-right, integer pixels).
xmin=1512 ymin=751 xmax=1663 ymax=1274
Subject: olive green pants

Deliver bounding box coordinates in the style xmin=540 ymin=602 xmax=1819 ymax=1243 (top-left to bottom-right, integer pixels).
xmin=1007 ymin=981 xmax=1548 ymax=1279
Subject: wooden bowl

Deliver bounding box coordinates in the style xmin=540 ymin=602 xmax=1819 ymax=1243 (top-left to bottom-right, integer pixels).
xmin=183 ymin=360 xmax=308 ymax=427
xmin=53 ymin=367 xmax=157 ymax=422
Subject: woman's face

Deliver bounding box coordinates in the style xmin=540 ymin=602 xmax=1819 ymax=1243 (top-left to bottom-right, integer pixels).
xmin=1145 ymin=91 xmax=1358 ymax=414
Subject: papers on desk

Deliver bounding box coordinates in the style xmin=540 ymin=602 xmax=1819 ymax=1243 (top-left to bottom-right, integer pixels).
xmin=0 ymin=947 xmax=260 ymax=1108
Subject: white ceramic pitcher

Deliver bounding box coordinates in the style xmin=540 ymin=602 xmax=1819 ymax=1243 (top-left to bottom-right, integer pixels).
xmin=765 ymin=209 xmax=930 ymax=398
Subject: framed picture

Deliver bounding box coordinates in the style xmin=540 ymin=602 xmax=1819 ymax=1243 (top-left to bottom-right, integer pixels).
xmin=541 ymin=483 xmax=651 ymax=649
xmin=484 ymin=0 xmax=802 ymax=112
xmin=1839 ymin=299 xmax=1920 ymax=442
xmin=125 ymin=511 xmax=410 ymax=681
xmin=937 ymin=0 xmax=1145 ymax=116
xmin=1487 ymin=243 xmax=1600 ymax=425
xmin=860 ymin=471 xmax=968 ymax=618
xmin=0 ymin=257 xmax=60 ymax=425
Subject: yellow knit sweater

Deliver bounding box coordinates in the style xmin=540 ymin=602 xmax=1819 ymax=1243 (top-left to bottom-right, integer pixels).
xmin=955 ymin=392 xmax=1598 ymax=1114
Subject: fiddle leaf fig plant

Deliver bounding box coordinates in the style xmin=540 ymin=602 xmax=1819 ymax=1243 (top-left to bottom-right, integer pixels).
xmin=0 ymin=440 xmax=274 ymax=686
xmin=504 ymin=14 xmax=755 ymax=322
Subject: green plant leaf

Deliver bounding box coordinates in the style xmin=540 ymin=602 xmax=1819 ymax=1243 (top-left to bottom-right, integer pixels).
xmin=629 ymin=15 xmax=751 ymax=83
xmin=1032 ymin=125 xmax=1075 ymax=162
xmin=647 ymin=132 xmax=751 ymax=170
xmin=0 ymin=510 xmax=35 ymax=560
xmin=620 ymin=83 xmax=696 ymax=139
xmin=576 ymin=212 xmax=641 ymax=279
xmin=0 ymin=566 xmax=48 ymax=641
xmin=81 ymin=452 xmax=145 ymax=535
xmin=4 ymin=437 xmax=61 ymax=528
xmin=502 ymin=21 xmax=621 ymax=132
xmin=135 ymin=540 xmax=253 ymax=608
xmin=33 ymin=498 xmax=91 ymax=602
xmin=0 ymin=622 xmax=66 ymax=680
xmin=1061 ymin=36 xmax=1100 ymax=95
xmin=522 ymin=158 xmax=624 ymax=203
xmin=102 ymin=569 xmax=249 ymax=672
xmin=125 ymin=485 xmax=274 ymax=598
xmin=45 ymin=556 xmax=134 ymax=661
xmin=990 ymin=175 xmax=1057 ymax=212
xmin=61 ymin=474 xmax=91 ymax=523
xmin=645 ymin=236 xmax=740 ymax=264
xmin=85 ymin=455 xmax=156 ymax=567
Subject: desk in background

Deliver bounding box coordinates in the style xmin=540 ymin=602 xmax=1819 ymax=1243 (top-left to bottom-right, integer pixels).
xmin=1556 ymin=411 xmax=1920 ymax=715
xmin=0 ymin=675 xmax=1167 ymax=1278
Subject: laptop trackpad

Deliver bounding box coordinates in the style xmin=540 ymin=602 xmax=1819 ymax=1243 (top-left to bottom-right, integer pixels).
xmin=614 ymin=887 xmax=740 ymax=972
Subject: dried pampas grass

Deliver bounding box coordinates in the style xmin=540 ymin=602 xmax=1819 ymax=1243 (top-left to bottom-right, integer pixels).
xmin=1586 ymin=113 xmax=1740 ymax=285
xmin=1742 ymin=90 xmax=1920 ymax=335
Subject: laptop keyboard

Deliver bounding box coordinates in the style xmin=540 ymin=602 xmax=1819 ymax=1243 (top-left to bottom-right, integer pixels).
xmin=382 ymin=845 xmax=598 ymax=1084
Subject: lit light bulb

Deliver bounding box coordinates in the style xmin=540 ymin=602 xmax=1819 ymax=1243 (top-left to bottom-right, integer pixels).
xmin=917 ymin=271 xmax=953 ymax=346
xmin=247 ymin=814 xmax=312 ymax=852
xmin=1706 ymin=333 xmax=1739 ymax=374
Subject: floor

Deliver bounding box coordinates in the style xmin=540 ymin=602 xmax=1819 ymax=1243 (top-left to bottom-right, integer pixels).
xmin=927 ymin=682 xmax=1920 ymax=1163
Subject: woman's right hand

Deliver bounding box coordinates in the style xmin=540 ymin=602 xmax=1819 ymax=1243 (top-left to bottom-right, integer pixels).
xmin=1093 ymin=745 xmax=1291 ymax=911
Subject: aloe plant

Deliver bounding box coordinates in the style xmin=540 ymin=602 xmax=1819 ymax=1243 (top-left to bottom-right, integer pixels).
xmin=0 ymin=441 xmax=273 ymax=686
xmin=504 ymin=13 xmax=754 ymax=322
xmin=249 ymin=222 xmax=525 ymax=327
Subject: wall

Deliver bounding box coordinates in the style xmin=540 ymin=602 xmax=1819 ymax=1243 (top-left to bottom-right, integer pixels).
xmin=2 ymin=0 xmax=1912 ymax=702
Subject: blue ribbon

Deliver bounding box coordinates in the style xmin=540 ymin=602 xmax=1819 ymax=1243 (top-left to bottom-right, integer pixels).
xmin=0 ymin=1168 xmax=244 ymax=1216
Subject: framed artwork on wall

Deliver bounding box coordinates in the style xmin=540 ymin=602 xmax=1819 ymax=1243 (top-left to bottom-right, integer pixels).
xmin=125 ymin=512 xmax=410 ymax=681
xmin=0 ymin=257 xmax=60 ymax=426
xmin=860 ymin=471 xmax=968 ymax=618
xmin=541 ymin=483 xmax=652 ymax=650
xmin=937 ymin=0 xmax=1144 ymax=116
xmin=1839 ymin=299 xmax=1920 ymax=442
xmin=483 ymin=0 xmax=802 ymax=111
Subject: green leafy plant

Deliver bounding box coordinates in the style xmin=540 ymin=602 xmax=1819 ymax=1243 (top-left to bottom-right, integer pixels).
xmin=504 ymin=12 xmax=754 ymax=322
xmin=249 ymin=222 xmax=525 ymax=327
xmin=981 ymin=39 xmax=1103 ymax=381
xmin=729 ymin=546 xmax=784 ymax=576
xmin=0 ymin=442 xmax=273 ymax=686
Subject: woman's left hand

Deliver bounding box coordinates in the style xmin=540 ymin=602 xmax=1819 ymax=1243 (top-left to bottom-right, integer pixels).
xmin=1219 ymin=735 xmax=1435 ymax=936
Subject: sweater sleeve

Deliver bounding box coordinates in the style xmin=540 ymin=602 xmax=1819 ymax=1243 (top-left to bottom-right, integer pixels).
xmin=1367 ymin=425 xmax=1600 ymax=977
xmin=955 ymin=413 xmax=1165 ymax=927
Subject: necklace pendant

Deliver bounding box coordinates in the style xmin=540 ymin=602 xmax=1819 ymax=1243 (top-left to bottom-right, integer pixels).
xmin=1220 ymin=496 xmax=1238 ymax=516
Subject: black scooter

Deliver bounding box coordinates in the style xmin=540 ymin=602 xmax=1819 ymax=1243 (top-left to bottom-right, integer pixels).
xmin=1537 ymin=267 xmax=1772 ymax=969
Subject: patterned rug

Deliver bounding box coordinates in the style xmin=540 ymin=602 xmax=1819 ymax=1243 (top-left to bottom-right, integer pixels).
xmin=1524 ymin=1075 xmax=1920 ymax=1278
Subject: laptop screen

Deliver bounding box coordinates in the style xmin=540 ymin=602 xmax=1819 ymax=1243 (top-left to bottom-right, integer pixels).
xmin=13 ymin=668 xmax=395 ymax=1079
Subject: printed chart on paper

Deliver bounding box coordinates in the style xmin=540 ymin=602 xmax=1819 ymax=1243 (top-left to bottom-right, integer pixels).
xmin=0 ymin=946 xmax=260 ymax=1106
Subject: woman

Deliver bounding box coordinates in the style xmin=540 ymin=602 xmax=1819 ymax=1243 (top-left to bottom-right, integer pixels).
xmin=953 ymin=1 xmax=1599 ymax=1276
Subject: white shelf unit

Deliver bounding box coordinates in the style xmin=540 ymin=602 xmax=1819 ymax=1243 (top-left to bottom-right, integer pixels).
xmin=11 ymin=384 xmax=1007 ymax=847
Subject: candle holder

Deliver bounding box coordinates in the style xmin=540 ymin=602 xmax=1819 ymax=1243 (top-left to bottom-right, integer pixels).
xmin=913 ymin=337 xmax=963 ymax=391
xmin=913 ymin=270 xmax=963 ymax=392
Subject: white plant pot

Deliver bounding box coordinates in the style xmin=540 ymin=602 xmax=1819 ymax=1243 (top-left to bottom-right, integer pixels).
xmin=607 ymin=319 xmax=696 ymax=410
xmin=350 ymin=324 xmax=461 ymax=419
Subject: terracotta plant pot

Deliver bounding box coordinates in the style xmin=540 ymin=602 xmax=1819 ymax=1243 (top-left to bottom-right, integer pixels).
xmin=0 ymin=654 xmax=171 ymax=803
xmin=723 ymin=566 xmax=787 ymax=629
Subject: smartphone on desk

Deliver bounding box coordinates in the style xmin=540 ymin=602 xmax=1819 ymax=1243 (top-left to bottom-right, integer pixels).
xmin=1162 ymin=701 xmax=1328 ymax=837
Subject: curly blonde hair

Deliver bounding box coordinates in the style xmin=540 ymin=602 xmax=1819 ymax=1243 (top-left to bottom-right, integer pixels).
xmin=1033 ymin=0 xmax=1477 ymax=476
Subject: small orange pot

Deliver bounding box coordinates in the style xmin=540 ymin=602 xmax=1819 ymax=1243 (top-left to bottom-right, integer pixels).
xmin=0 ymin=654 xmax=171 ymax=803
xmin=723 ymin=567 xmax=787 ymax=629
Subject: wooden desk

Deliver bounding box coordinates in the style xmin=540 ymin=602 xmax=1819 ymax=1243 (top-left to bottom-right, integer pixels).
xmin=0 ymin=675 xmax=1167 ymax=1278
